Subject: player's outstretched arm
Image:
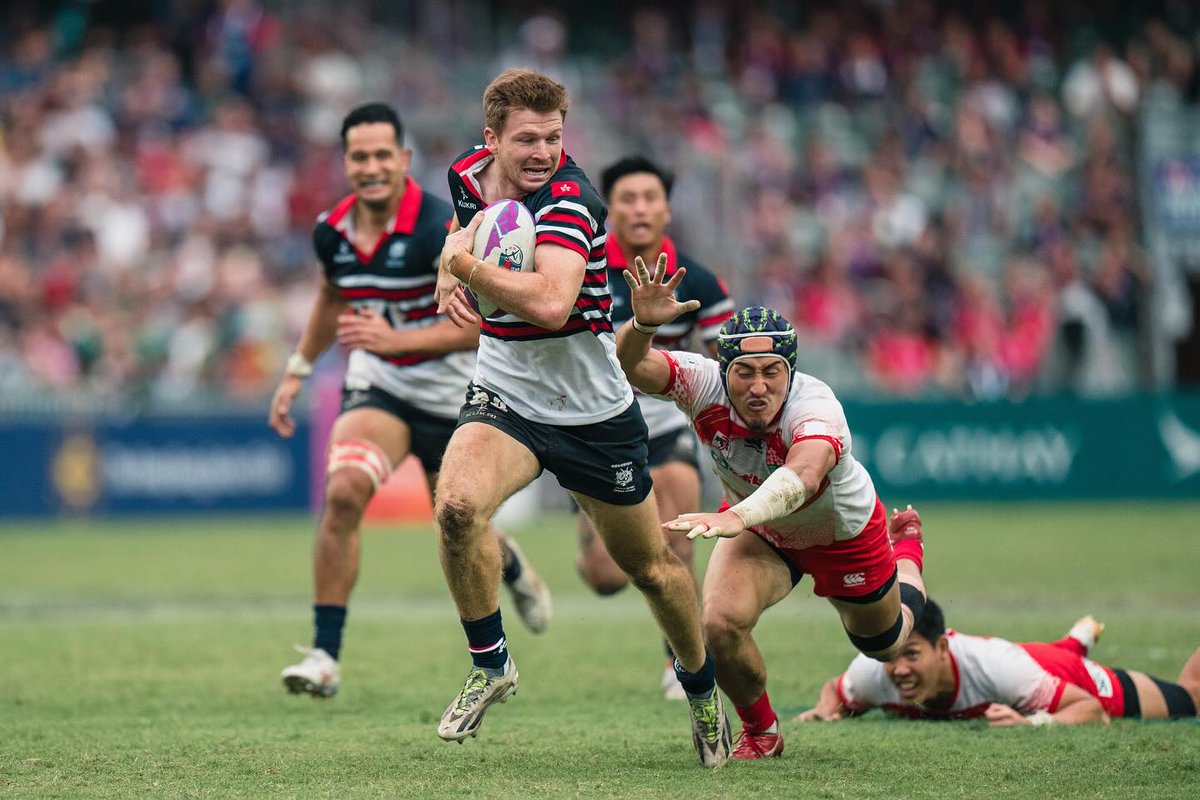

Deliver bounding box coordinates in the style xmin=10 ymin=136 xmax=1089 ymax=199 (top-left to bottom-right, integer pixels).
xmin=796 ymin=676 xmax=850 ymax=722
xmin=269 ymin=280 xmax=345 ymax=438
xmin=664 ymin=438 xmax=835 ymax=540
xmin=615 ymin=254 xmax=701 ymax=394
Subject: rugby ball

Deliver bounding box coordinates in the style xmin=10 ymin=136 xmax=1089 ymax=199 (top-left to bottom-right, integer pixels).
xmin=467 ymin=199 xmax=536 ymax=319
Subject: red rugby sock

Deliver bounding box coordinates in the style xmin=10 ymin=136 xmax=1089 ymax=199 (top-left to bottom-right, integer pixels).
xmin=892 ymin=540 xmax=924 ymax=573
xmin=735 ymin=691 xmax=778 ymax=733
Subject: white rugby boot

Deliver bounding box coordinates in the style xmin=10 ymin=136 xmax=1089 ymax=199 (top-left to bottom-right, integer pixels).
xmin=437 ymin=658 xmax=519 ymax=742
xmin=281 ymin=645 xmax=340 ymax=698
xmin=687 ymin=689 xmax=733 ymax=768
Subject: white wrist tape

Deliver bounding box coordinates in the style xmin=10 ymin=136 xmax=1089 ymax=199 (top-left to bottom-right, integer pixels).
xmin=728 ymin=467 xmax=807 ymax=528
xmin=1028 ymin=710 xmax=1055 ymax=726
xmin=631 ymin=318 xmax=660 ymax=335
xmin=285 ymin=352 xmax=314 ymax=378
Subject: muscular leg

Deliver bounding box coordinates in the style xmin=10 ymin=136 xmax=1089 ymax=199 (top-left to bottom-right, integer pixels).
xmin=434 ymin=423 xmax=540 ymax=621
xmin=316 ymin=408 xmax=413 ymax=606
xmin=700 ymin=533 xmax=794 ymax=707
xmin=576 ymin=460 xmax=701 ymax=595
xmin=573 ymin=491 xmax=706 ymax=672
xmin=425 ymin=469 xmax=514 ymax=582
xmin=281 ymin=406 xmax=414 ymax=697
xmin=829 ymin=505 xmax=929 ymax=663
xmin=829 ymin=581 xmax=909 ymax=662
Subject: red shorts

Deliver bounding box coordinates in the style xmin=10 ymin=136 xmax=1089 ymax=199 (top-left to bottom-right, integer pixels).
xmin=721 ymin=497 xmax=897 ymax=599
xmin=1022 ymin=640 xmax=1130 ymax=718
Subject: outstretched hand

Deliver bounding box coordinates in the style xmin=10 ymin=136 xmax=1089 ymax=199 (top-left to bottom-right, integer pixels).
xmin=622 ymin=253 xmax=701 ymax=327
xmin=663 ymin=509 xmax=747 ymax=540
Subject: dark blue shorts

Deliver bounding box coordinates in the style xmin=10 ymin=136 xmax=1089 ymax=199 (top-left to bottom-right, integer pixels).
xmin=456 ymin=382 xmax=652 ymax=506
xmin=648 ymin=426 xmax=701 ymax=472
xmin=340 ymin=385 xmax=456 ymax=473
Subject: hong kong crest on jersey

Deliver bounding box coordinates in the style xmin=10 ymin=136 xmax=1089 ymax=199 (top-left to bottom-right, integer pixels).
xmin=551 ymin=181 xmax=580 ymax=197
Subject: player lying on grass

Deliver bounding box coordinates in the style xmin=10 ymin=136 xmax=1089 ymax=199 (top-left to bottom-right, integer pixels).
xmin=615 ymin=256 xmax=928 ymax=760
xmin=799 ymin=598 xmax=1200 ymax=724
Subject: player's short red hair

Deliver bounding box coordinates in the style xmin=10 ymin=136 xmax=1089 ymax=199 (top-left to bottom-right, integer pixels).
xmin=483 ymin=69 xmax=569 ymax=135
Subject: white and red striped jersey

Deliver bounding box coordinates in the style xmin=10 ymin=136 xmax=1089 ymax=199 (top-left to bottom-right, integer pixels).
xmin=838 ymin=631 xmax=1067 ymax=719
xmin=314 ymin=180 xmax=473 ymax=418
xmin=654 ymin=352 xmax=877 ymax=549
xmin=449 ymin=147 xmax=631 ymax=424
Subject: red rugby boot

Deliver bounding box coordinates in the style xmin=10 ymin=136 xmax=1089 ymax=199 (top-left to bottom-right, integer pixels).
xmin=731 ymin=726 xmax=784 ymax=760
xmin=888 ymin=504 xmax=923 ymax=546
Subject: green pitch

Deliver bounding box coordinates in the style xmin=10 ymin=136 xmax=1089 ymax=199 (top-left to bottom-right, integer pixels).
xmin=3 ymin=503 xmax=1198 ymax=799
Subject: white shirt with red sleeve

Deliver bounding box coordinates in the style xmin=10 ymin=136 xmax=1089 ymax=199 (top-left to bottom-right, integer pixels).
xmin=654 ymin=351 xmax=877 ymax=549
xmin=837 ymin=631 xmax=1067 ymax=719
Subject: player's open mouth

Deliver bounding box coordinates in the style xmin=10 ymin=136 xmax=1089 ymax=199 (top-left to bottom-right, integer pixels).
xmin=746 ymin=399 xmax=768 ymax=411
xmin=523 ymin=165 xmax=550 ymax=178
xmin=894 ymin=678 xmax=919 ymax=698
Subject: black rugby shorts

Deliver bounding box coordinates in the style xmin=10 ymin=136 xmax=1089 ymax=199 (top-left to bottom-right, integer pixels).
xmin=456 ymin=382 xmax=652 ymax=505
xmin=340 ymin=385 xmax=457 ymax=473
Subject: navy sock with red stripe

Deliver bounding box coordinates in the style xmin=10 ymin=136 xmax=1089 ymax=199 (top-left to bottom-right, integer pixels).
xmin=674 ymin=649 xmax=718 ymax=699
xmin=462 ymin=608 xmax=509 ymax=674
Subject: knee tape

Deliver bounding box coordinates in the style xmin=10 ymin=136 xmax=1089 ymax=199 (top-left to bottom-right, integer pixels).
xmin=846 ymin=612 xmax=905 ymax=657
xmin=328 ymin=439 xmax=393 ymax=490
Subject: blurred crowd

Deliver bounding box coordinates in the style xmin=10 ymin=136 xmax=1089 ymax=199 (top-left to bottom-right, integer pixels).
xmin=1 ymin=0 xmax=1197 ymax=405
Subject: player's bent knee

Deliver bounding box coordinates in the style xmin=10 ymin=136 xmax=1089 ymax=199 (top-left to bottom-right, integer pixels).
xmin=323 ymin=471 xmax=372 ymax=520
xmin=434 ymin=496 xmax=477 ymax=542
xmin=327 ymin=440 xmax=392 ymax=493
xmin=846 ymin=612 xmax=906 ymax=662
xmin=702 ymin=609 xmax=752 ymax=652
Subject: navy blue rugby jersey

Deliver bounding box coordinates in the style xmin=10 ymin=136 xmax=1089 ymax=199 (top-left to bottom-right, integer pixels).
xmin=313 ymin=177 xmax=474 ymax=417
xmin=446 ymin=146 xmax=631 ymax=425
xmin=606 ymin=234 xmax=735 ymax=437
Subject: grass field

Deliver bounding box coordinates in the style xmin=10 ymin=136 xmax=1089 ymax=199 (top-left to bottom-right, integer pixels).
xmin=3 ymin=502 xmax=1199 ymax=799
